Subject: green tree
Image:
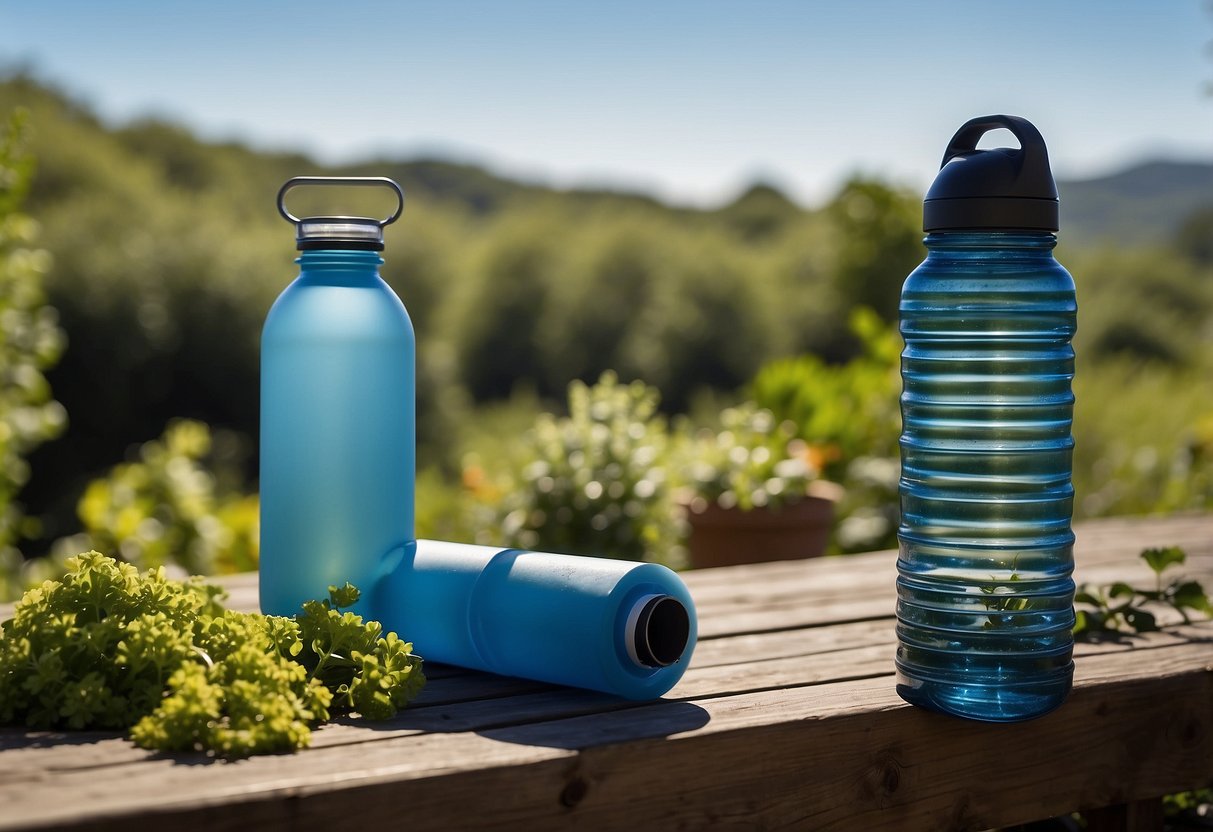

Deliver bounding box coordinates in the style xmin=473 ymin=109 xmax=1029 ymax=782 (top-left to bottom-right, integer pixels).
xmin=450 ymin=215 xmax=558 ymax=401
xmin=824 ymin=176 xmax=923 ymax=322
xmin=716 ymin=182 xmax=802 ymax=243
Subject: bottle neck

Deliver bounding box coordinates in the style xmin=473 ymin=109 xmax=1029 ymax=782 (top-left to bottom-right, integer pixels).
xmin=924 ymin=230 xmax=1058 ymax=253
xmin=296 ymin=249 xmax=385 ymax=272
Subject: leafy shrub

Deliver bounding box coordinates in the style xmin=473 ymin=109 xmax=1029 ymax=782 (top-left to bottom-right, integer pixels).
xmin=750 ymin=308 xmax=902 ymax=552
xmin=0 ymin=110 xmax=67 ymax=597
xmin=469 ymin=371 xmax=683 ymax=565
xmin=750 ymin=307 xmax=900 ymax=478
xmin=678 ymin=402 xmax=816 ymax=513
xmin=51 ymin=420 xmax=258 ymax=579
xmin=1073 ymin=358 xmax=1213 ymax=518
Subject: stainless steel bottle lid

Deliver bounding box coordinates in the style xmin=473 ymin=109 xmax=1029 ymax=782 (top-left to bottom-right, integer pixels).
xmin=277 ymin=176 xmax=405 ymax=251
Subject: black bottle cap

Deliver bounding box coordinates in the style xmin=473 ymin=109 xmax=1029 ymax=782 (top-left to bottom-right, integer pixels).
xmin=923 ymin=115 xmax=1059 ymax=232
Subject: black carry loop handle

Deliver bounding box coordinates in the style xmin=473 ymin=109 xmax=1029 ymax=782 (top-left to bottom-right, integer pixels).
xmin=923 ymin=114 xmax=1059 ymax=233
xmin=277 ymin=176 xmax=405 ymax=251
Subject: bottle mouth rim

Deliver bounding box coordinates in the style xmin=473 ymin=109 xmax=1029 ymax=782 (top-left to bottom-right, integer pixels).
xmin=625 ymin=594 xmax=691 ymax=669
xmin=295 ymin=216 xmax=384 ymax=251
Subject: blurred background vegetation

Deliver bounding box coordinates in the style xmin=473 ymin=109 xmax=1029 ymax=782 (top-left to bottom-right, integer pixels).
xmin=0 ymin=72 xmax=1211 ymax=597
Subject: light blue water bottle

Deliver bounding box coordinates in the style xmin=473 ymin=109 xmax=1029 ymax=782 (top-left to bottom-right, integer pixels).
xmin=895 ymin=116 xmax=1077 ymax=721
xmin=378 ymin=540 xmax=697 ymax=700
xmin=260 ymin=177 xmax=414 ymax=617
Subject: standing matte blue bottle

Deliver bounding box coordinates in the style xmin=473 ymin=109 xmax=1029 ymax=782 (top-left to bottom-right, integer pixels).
xmin=260 ymin=177 xmax=414 ymax=617
xmin=895 ymin=116 xmax=1077 ymax=721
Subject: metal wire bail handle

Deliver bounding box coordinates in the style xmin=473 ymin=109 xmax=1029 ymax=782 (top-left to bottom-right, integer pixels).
xmin=276 ymin=176 xmax=405 ymax=226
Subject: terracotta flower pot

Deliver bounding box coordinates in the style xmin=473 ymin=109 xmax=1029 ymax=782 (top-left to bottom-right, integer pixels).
xmin=684 ymin=494 xmax=835 ymax=569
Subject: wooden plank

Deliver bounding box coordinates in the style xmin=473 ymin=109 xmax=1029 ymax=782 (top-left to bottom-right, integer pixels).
xmin=1 ymin=621 xmax=1209 ymax=830
xmin=693 ymin=551 xmax=1213 ymax=639
xmin=2 ymin=620 xmax=1206 ymax=783
xmin=0 ymin=513 xmax=1210 ymax=831
xmin=2 ymin=639 xmax=1209 ymax=832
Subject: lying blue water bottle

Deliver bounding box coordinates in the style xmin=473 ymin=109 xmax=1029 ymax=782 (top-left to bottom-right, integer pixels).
xmin=378 ymin=540 xmax=697 ymax=700
xmin=260 ymin=177 xmax=414 ymax=617
xmin=895 ymin=115 xmax=1077 ymax=721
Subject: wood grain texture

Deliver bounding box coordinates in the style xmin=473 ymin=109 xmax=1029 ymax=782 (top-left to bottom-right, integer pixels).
xmin=0 ymin=512 xmax=1210 ymax=831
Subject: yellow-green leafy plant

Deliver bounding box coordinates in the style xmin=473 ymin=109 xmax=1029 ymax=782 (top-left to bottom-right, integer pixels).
xmin=54 ymin=419 xmax=258 ymax=576
xmin=0 ymin=552 xmax=424 ymax=757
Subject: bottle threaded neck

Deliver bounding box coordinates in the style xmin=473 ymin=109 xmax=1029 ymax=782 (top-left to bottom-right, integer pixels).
xmin=924 ymin=230 xmax=1058 ymax=251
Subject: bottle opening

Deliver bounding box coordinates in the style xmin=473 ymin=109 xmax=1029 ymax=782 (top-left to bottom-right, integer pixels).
xmin=627 ymin=595 xmax=690 ymax=668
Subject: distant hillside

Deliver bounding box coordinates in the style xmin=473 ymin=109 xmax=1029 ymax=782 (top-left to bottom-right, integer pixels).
xmin=1058 ymin=161 xmax=1213 ymax=246
xmin=3 ymin=73 xmax=1209 ymax=244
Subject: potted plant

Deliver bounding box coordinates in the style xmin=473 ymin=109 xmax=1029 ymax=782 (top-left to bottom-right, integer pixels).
xmin=679 ymin=403 xmax=840 ymax=569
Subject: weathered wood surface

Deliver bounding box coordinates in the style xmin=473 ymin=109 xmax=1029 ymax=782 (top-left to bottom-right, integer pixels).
xmin=1 ymin=513 xmax=1210 ymax=831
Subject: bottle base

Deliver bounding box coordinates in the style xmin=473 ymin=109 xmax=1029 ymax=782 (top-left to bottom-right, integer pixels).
xmin=895 ymin=666 xmax=1072 ymax=723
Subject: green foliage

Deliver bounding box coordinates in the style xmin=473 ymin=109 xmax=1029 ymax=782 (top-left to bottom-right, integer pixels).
xmin=1163 ymin=786 xmax=1213 ymax=825
xmin=1074 ymin=547 xmax=1213 ymax=637
xmin=1072 ymin=360 xmax=1213 ymax=519
xmin=51 ymin=420 xmax=259 ymax=579
xmin=470 ymin=372 xmax=683 ymax=565
xmin=678 ymin=402 xmax=815 ymax=512
xmin=295 ymin=584 xmax=426 ymax=720
xmin=716 ymin=183 xmax=802 ymax=243
xmin=1174 ymin=205 xmax=1213 ymax=266
xmin=1 ymin=75 xmax=1212 ymax=572
xmin=1071 ymin=245 xmax=1213 ymax=366
xmin=751 ymin=308 xmax=902 ymax=552
xmin=0 ymin=108 xmax=66 ymax=583
xmin=0 ymin=553 xmax=424 ymax=757
xmin=450 ymin=213 xmax=558 ymax=401
xmin=751 ymin=307 xmax=900 ymax=477
xmin=823 ymin=176 xmax=923 ymax=322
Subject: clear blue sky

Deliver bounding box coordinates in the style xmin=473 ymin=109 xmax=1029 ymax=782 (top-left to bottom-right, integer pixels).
xmin=1 ymin=1 xmax=1210 ymax=205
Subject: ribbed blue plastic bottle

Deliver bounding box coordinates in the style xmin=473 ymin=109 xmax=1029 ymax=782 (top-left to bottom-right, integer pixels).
xmin=895 ymin=116 xmax=1077 ymax=722
xmin=260 ymin=177 xmax=414 ymax=618
xmin=377 ymin=540 xmax=698 ymax=700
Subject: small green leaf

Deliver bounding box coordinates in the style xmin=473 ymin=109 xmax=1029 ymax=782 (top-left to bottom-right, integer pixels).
xmin=1073 ymin=609 xmax=1089 ymax=635
xmin=328 ymin=583 xmax=360 ymax=610
xmin=1141 ymin=546 xmax=1186 ymax=575
xmin=1122 ymin=608 xmax=1158 ymax=632
xmin=1171 ymin=580 xmax=1212 ymax=612
xmin=1108 ymin=582 xmax=1136 ymax=599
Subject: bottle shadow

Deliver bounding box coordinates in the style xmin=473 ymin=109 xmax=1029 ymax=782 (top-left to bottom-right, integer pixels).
xmin=363 ymin=664 xmax=711 ymax=750
xmin=478 ymin=697 xmax=711 ymax=750
xmin=0 ymin=727 xmax=120 ymax=751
